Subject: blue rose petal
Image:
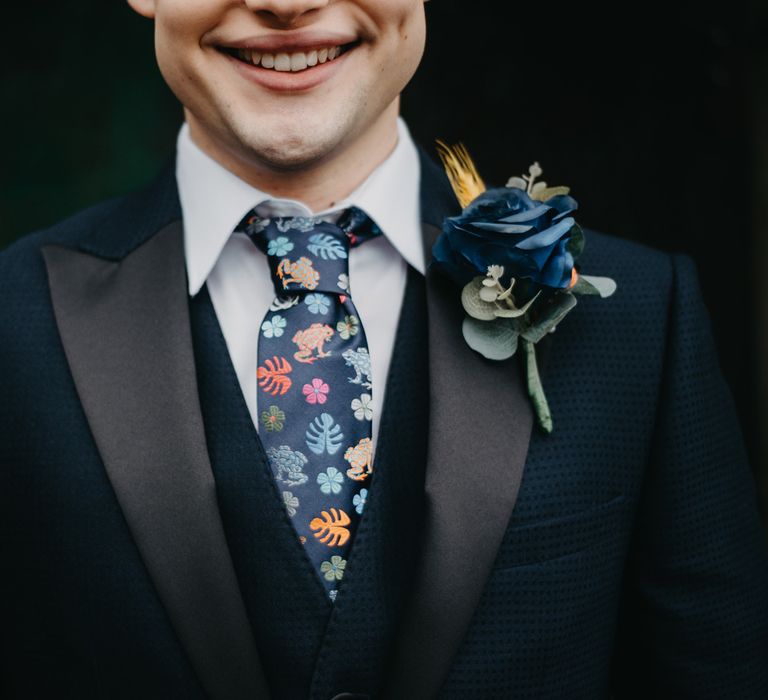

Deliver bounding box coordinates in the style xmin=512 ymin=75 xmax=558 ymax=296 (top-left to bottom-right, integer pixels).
xmin=473 ymin=222 xmax=534 ymax=234
xmin=541 ymin=246 xmax=567 ymax=288
xmin=546 ymin=194 xmax=579 ymax=215
xmin=515 ymin=218 xmax=575 ymax=250
xmin=432 ymin=186 xmax=581 ymax=290
xmin=525 ymin=243 xmax=560 ymax=270
xmin=500 ymin=203 xmax=551 ymax=223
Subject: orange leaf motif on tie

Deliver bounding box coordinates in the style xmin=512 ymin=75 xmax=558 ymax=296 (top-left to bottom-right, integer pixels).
xmin=257 ymin=356 xmax=293 ymax=396
xmin=310 ymin=508 xmax=351 ymax=547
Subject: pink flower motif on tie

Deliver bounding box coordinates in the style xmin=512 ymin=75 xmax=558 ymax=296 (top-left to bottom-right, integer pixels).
xmin=303 ymin=378 xmax=330 ymax=405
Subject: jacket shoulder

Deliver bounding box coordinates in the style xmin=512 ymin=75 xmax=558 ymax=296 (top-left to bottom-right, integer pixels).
xmin=1 ymin=168 xmax=177 ymax=260
xmin=577 ymin=228 xmax=685 ymax=319
xmin=0 ymin=196 xmax=130 ymax=308
xmin=1 ymin=195 xmax=125 ymax=261
xmin=579 ymin=228 xmax=674 ymax=284
xmin=0 ymin=162 xmax=180 ymax=291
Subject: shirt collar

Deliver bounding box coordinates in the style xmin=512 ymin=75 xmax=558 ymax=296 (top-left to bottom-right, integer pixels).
xmin=177 ymin=118 xmax=424 ymax=296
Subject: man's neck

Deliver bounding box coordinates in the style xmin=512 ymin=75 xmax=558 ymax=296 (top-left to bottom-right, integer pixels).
xmin=185 ymin=102 xmax=401 ymax=213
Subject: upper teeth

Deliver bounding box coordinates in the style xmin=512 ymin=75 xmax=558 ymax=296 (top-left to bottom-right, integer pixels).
xmin=235 ymin=46 xmax=343 ymax=72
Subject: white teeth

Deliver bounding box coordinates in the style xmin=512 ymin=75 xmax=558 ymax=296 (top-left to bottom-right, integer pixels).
xmin=290 ymin=52 xmax=307 ymax=72
xmin=274 ymin=53 xmax=291 ymax=72
xmin=234 ymin=45 xmax=346 ymax=72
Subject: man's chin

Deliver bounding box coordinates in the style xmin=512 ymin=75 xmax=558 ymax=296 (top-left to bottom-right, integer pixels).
xmin=230 ymin=127 xmax=349 ymax=173
xmin=249 ymin=143 xmax=335 ymax=172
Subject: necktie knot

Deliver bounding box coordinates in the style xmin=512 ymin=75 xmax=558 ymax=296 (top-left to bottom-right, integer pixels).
xmin=239 ymin=207 xmax=382 ymax=297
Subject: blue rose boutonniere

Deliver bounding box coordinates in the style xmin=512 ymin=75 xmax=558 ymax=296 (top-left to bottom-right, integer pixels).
xmin=431 ymin=143 xmax=617 ymax=434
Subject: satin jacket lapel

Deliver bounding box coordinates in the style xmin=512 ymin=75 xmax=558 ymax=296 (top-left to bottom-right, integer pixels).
xmin=386 ymin=153 xmax=535 ymax=698
xmin=42 ymin=221 xmax=268 ymax=700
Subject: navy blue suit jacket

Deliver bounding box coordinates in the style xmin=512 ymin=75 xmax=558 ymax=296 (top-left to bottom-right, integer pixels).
xmin=1 ymin=150 xmax=767 ymax=699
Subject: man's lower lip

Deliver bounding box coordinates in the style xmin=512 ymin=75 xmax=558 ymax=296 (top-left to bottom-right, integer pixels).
xmin=223 ymin=49 xmax=351 ymax=92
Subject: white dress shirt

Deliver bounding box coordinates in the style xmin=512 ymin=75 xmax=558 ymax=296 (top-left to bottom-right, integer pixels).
xmin=177 ymin=119 xmax=424 ymax=456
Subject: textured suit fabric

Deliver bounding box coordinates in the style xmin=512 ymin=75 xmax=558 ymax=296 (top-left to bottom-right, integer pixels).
xmin=190 ymin=262 xmax=429 ymax=699
xmin=436 ymin=237 xmax=768 ymax=698
xmin=0 ymin=154 xmax=767 ymax=699
xmin=0 ymin=178 xmax=206 ymax=698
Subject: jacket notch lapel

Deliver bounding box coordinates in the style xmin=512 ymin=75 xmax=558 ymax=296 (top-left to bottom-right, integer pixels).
xmin=43 ymin=221 xmax=269 ymax=700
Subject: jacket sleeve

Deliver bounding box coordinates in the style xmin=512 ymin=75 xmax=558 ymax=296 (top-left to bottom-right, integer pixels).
xmin=610 ymin=253 xmax=768 ymax=698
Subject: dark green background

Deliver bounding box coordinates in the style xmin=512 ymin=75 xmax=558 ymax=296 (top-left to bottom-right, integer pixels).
xmin=2 ymin=1 xmax=766 ymax=523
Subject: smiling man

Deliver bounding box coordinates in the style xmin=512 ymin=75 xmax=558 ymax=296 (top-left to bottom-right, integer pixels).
xmin=2 ymin=1 xmax=767 ymax=699
xmin=147 ymin=0 xmax=426 ymax=209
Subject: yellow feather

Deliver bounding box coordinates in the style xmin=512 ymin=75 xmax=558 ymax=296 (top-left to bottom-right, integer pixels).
xmin=436 ymin=141 xmax=487 ymax=209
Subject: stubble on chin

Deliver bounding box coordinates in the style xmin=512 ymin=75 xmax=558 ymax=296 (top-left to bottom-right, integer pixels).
xmin=221 ymin=104 xmax=357 ymax=174
xmin=238 ymin=131 xmax=340 ymax=172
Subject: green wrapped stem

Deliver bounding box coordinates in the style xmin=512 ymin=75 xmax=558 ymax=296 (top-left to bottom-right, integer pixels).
xmin=522 ymin=338 xmax=553 ymax=434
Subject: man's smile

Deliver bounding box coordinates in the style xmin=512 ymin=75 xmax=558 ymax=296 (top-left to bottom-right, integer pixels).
xmin=220 ymin=44 xmax=352 ymax=73
xmin=214 ymin=29 xmax=361 ymax=83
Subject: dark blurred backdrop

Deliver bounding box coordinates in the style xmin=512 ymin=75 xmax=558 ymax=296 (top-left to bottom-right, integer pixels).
xmin=1 ymin=1 xmax=766 ymax=525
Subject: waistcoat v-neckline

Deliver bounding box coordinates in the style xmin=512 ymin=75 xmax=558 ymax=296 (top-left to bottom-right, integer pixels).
xmin=190 ymin=263 xmax=429 ymax=699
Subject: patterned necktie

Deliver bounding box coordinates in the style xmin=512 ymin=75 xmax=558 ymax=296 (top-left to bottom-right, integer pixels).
xmin=237 ymin=207 xmax=382 ymax=601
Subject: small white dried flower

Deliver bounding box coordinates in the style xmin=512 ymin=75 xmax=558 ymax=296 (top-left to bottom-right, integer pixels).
xmin=486 ymin=265 xmax=505 ymax=280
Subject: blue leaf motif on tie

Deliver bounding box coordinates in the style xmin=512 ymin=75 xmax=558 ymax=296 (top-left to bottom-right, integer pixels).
xmin=308 ymin=233 xmax=348 ymax=261
xmin=306 ymin=413 xmax=345 ymax=455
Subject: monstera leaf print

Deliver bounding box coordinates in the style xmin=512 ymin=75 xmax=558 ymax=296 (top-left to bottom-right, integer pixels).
xmin=307 ymin=233 xmax=348 ymax=260
xmin=310 ymin=508 xmax=351 ymax=547
xmin=257 ymin=356 xmax=293 ymax=396
xmin=305 ymin=413 xmax=344 ymax=455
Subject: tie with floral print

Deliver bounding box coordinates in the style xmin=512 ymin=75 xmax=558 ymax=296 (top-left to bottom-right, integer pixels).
xmin=238 ymin=207 xmax=382 ymax=601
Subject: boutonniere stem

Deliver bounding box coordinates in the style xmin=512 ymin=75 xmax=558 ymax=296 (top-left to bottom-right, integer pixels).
xmin=522 ymin=338 xmax=552 ymax=433
xmin=431 ymin=142 xmax=617 ymax=434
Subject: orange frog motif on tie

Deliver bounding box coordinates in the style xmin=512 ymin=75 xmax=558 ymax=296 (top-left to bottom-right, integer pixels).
xmin=277 ymin=256 xmax=320 ymax=290
xmin=344 ymin=437 xmax=373 ymax=481
xmin=292 ymin=323 xmax=334 ymax=363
